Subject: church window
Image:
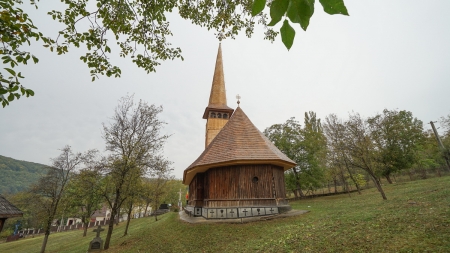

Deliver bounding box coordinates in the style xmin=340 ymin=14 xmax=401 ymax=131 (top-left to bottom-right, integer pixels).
xmin=223 ymin=113 xmax=228 ymax=119
xmin=217 ymin=113 xmax=222 ymax=118
xmin=210 ymin=112 xmax=216 ymax=118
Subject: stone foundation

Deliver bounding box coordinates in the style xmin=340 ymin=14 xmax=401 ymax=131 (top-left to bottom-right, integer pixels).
xmin=187 ymin=206 xmax=282 ymax=219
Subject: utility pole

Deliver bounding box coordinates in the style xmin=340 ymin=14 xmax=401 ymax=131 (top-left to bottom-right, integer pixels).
xmin=429 ymin=121 xmax=450 ymax=171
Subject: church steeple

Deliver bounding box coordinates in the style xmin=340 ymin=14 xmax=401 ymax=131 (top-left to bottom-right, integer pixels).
xmin=203 ymin=44 xmax=234 ymax=148
xmin=207 ymin=43 xmax=227 ymax=108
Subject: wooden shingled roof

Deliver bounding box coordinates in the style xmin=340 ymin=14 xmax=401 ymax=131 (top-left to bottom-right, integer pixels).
xmin=183 ymin=106 xmax=296 ymax=184
xmin=0 ymin=195 xmax=23 ymax=218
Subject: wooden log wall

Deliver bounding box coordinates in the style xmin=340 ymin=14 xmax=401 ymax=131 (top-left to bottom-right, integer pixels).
xmin=188 ymin=173 xmax=204 ymax=207
xmin=188 ymin=164 xmax=287 ymax=208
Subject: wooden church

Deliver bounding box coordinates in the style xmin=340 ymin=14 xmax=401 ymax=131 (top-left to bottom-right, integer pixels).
xmin=183 ymin=44 xmax=296 ymax=219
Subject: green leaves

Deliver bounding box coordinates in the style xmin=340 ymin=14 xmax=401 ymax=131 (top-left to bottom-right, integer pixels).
xmin=252 ymin=0 xmax=266 ymax=16
xmin=287 ymin=0 xmax=315 ymax=31
xmin=319 ymin=0 xmax=349 ymax=15
xmin=280 ymin=20 xmax=295 ymax=50
xmin=250 ymin=0 xmax=348 ymax=50
xmin=0 ymin=0 xmax=43 ymax=107
xmin=268 ymin=0 xmax=290 ymax=26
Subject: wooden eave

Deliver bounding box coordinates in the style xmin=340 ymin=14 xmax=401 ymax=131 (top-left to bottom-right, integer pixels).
xmin=183 ymin=159 xmax=296 ymax=185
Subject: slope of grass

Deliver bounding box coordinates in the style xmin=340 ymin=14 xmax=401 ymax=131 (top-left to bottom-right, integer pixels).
xmin=1 ymin=176 xmax=449 ymax=252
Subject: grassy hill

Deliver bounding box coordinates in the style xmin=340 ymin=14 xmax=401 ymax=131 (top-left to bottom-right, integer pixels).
xmin=1 ymin=176 xmax=449 ymax=252
xmin=0 ymin=155 xmax=48 ymax=194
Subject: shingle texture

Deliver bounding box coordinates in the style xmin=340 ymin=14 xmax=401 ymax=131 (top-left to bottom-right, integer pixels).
xmin=0 ymin=195 xmax=23 ymax=218
xmin=187 ymin=107 xmax=296 ymax=170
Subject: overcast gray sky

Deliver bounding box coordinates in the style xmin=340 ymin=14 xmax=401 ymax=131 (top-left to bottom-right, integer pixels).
xmin=1 ymin=1 xmax=449 ymax=179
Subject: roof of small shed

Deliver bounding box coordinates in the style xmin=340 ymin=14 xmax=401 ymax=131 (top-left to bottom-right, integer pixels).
xmin=0 ymin=195 xmax=23 ymax=219
xmin=183 ymin=106 xmax=296 ymax=184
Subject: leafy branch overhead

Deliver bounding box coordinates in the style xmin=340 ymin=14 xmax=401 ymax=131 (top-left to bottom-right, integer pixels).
xmin=252 ymin=0 xmax=349 ymax=50
xmin=1 ymin=0 xmax=347 ymax=107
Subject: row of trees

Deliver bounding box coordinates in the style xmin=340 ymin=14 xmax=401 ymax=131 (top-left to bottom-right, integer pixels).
xmin=265 ymin=109 xmax=450 ymax=200
xmin=3 ymin=95 xmax=181 ymax=252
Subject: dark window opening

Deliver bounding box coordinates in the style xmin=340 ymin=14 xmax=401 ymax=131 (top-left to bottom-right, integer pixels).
xmin=252 ymin=176 xmax=259 ymax=183
xmin=217 ymin=113 xmax=222 ymax=118
xmin=223 ymin=113 xmax=228 ymax=119
xmin=210 ymin=112 xmax=216 ymax=118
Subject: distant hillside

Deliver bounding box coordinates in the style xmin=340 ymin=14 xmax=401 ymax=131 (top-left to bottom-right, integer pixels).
xmin=0 ymin=155 xmax=48 ymax=194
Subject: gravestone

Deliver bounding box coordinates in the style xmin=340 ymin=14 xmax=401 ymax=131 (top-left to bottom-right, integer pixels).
xmin=88 ymin=225 xmax=104 ymax=252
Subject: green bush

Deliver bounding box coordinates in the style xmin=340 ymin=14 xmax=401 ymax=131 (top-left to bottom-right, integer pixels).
xmin=0 ymin=228 xmax=13 ymax=239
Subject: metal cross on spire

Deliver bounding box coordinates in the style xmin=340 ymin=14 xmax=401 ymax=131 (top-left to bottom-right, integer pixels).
xmin=236 ymin=94 xmax=241 ymax=106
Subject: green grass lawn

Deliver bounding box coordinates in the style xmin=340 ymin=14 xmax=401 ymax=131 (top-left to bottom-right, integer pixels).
xmin=1 ymin=176 xmax=449 ymax=252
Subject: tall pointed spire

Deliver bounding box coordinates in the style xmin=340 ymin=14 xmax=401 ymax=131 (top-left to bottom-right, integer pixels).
xmin=202 ymin=44 xmax=234 ymax=119
xmin=208 ymin=43 xmax=227 ymax=108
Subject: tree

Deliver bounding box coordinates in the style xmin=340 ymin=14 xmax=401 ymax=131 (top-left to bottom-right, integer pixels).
xmin=146 ymin=156 xmax=173 ymax=222
xmin=367 ymin=109 xmax=424 ymax=183
xmin=101 ymin=95 xmax=169 ymax=250
xmin=30 ymin=146 xmax=95 ymax=253
xmin=64 ymin=163 xmax=104 ymax=237
xmin=264 ymin=118 xmax=305 ymax=197
xmin=264 ymin=112 xmax=327 ymax=198
xmin=1 ymin=0 xmax=348 ymax=107
xmin=160 ymin=179 xmax=185 ymax=208
xmin=0 ymin=0 xmax=48 ymax=107
xmin=301 ymin=111 xmax=327 ymax=193
xmin=324 ymin=114 xmax=363 ymax=195
xmin=343 ymin=113 xmax=387 ymax=200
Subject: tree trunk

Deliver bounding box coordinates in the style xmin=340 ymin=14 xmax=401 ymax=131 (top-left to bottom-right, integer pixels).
xmin=104 ymin=192 xmax=120 ymax=250
xmin=370 ymin=175 xmax=387 ymax=200
xmin=40 ymin=233 xmax=50 ymax=253
xmin=154 ymin=199 xmax=159 ymax=222
xmin=344 ymin=160 xmax=361 ymax=194
xmin=327 ymin=181 xmax=331 ymax=194
xmin=291 ymin=168 xmax=304 ymax=198
xmin=124 ymin=203 xmax=133 ymax=236
xmin=83 ymin=220 xmax=89 ymax=237
xmin=104 ymin=208 xmax=116 ymax=250
xmin=436 ymin=167 xmax=441 ymax=177
xmin=40 ymin=218 xmax=52 ymax=253
xmin=297 ymin=188 xmax=305 ymax=197
xmin=144 ymin=202 xmax=150 ymax=217
xmin=385 ymin=174 xmax=393 ymax=184
xmin=408 ymin=170 xmax=413 ymax=181
xmin=347 ymin=172 xmax=361 ymax=195
xmin=340 ymin=172 xmax=351 ymax=197
xmin=333 ymin=178 xmax=338 ymax=193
